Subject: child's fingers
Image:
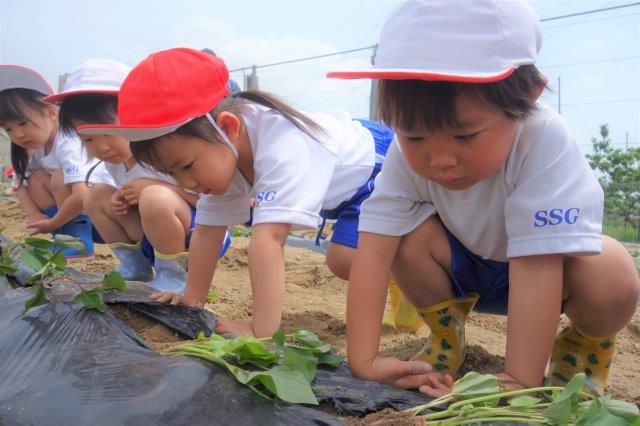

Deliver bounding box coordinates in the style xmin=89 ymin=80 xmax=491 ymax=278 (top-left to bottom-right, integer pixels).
xmin=150 ymin=292 xmax=177 ymax=303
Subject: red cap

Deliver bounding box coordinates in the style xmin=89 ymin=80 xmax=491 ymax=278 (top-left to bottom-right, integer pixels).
xmin=77 ymin=47 xmax=230 ymax=141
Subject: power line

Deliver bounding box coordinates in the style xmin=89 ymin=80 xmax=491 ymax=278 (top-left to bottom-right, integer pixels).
xmin=540 ymin=55 xmax=640 ymax=69
xmin=539 ymin=2 xmax=640 ymax=22
xmin=562 ymin=98 xmax=640 ymax=107
xmin=229 ymin=45 xmax=375 ymax=73
xmin=541 ymin=11 xmax=639 ymax=29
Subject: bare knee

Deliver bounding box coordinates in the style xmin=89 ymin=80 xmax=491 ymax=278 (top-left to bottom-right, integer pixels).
xmin=394 ymin=215 xmax=451 ymax=272
xmin=326 ymin=243 xmax=356 ymax=280
xmin=139 ymin=185 xmax=179 ymax=217
xmin=83 ymin=184 xmax=115 ymax=215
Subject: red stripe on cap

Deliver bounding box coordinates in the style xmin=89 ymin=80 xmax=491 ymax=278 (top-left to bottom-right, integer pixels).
xmin=326 ymin=68 xmax=516 ymax=83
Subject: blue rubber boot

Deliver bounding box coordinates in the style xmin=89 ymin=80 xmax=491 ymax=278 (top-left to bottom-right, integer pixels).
xmin=56 ymin=214 xmax=95 ymax=258
xmin=150 ymin=251 xmax=188 ymax=293
xmin=110 ymin=241 xmax=154 ymax=282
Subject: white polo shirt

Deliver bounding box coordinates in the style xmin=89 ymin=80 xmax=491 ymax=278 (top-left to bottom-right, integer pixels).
xmin=104 ymin=162 xmax=175 ymax=189
xmin=195 ymin=104 xmax=375 ymax=229
xmin=359 ymin=102 xmax=603 ymax=261
xmin=29 ymin=131 xmax=114 ymax=186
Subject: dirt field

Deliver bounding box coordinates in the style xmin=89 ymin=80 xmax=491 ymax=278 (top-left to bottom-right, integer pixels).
xmin=1 ymin=197 xmax=638 ymax=405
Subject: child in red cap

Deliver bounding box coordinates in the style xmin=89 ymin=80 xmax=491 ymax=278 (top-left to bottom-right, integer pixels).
xmin=52 ymin=58 xmax=231 ymax=291
xmin=81 ymin=47 xmax=395 ymax=338
xmin=327 ymin=0 xmax=639 ymax=396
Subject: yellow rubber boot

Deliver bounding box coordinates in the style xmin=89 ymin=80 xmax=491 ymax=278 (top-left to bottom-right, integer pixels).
xmin=548 ymin=325 xmax=616 ymax=395
xmin=151 ymin=251 xmax=189 ymax=293
xmin=412 ymin=293 xmax=479 ymax=376
xmin=383 ymin=279 xmax=425 ymax=332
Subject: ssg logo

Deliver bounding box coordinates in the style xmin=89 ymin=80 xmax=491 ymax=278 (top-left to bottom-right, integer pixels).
xmin=65 ymin=165 xmax=80 ymax=174
xmin=534 ymin=208 xmax=580 ymax=227
xmin=256 ymin=191 xmax=276 ymax=206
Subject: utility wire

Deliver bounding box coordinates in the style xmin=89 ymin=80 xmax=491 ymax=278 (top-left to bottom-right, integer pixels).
xmin=539 ymin=1 xmax=640 ymax=22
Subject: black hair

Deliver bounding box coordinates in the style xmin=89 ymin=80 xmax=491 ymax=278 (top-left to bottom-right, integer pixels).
xmin=58 ymin=93 xmax=119 ymax=186
xmin=131 ymin=90 xmax=326 ymax=170
xmin=0 ymin=88 xmax=51 ymax=186
xmin=377 ymin=65 xmax=547 ymax=132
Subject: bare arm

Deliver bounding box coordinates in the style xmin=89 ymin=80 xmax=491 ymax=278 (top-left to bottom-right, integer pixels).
xmin=48 ymin=182 xmax=86 ymax=229
xmin=17 ymin=186 xmax=47 ymax=221
xmin=506 ymin=254 xmax=563 ymax=387
xmin=348 ymin=232 xmax=438 ymax=388
xmin=246 ymin=222 xmax=291 ymax=337
xmin=183 ymin=224 xmax=227 ymax=303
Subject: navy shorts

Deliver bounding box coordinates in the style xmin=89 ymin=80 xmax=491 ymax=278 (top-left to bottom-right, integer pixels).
xmin=141 ymin=205 xmax=232 ymax=265
xmin=444 ymin=228 xmax=510 ymax=315
xmin=319 ymin=119 xmax=394 ymax=249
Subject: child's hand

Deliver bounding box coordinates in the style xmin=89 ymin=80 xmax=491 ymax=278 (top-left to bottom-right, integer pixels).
xmin=26 ymin=218 xmax=57 ymax=235
xmin=362 ymin=356 xmax=441 ymax=390
xmin=27 ymin=211 xmax=50 ymax=224
xmin=121 ymin=179 xmax=157 ymax=206
xmin=418 ymin=373 xmax=455 ymax=398
xmin=214 ymin=318 xmax=255 ymax=337
xmin=149 ymin=291 xmax=204 ymax=308
xmin=110 ymin=189 xmax=129 ymax=216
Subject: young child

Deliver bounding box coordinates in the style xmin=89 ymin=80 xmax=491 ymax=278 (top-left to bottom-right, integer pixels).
xmin=78 ymin=47 xmax=393 ymax=338
xmin=0 ymin=65 xmax=113 ymax=256
xmin=51 ymin=58 xmax=231 ymax=291
xmin=327 ymin=0 xmax=640 ymax=396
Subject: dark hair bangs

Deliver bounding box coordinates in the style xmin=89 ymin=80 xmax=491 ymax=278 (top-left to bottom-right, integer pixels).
xmin=59 ymin=94 xmax=118 ymax=135
xmin=0 ymin=88 xmax=48 ymax=124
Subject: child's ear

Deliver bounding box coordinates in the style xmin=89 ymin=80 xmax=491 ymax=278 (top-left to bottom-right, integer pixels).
xmin=532 ymin=75 xmax=548 ymax=101
xmin=46 ymin=104 xmax=59 ymax=121
xmin=216 ymin=111 xmax=241 ymax=142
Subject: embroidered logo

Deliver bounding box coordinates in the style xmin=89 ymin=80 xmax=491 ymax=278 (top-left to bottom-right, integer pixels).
xmin=533 ymin=208 xmax=580 ymax=227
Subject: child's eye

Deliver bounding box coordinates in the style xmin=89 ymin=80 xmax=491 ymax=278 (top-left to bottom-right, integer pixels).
xmin=182 ymin=161 xmax=194 ymax=170
xmin=405 ymin=136 xmax=424 ymax=144
xmin=18 ymin=121 xmax=28 ymax=126
xmin=83 ymin=137 xmax=93 ymax=143
xmin=454 ymin=132 xmax=480 ymax=141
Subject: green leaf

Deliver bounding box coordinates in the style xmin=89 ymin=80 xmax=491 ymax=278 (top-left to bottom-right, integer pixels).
xmin=0 ymin=264 xmax=17 ymax=275
xmin=272 ymin=330 xmax=285 ymax=347
xmin=508 ymin=395 xmax=542 ymax=407
xmin=53 ymin=234 xmax=87 ymax=253
xmin=293 ymin=330 xmax=324 ymax=348
xmin=544 ymin=374 xmax=586 ymax=425
xmin=20 ymin=249 xmax=49 ymax=271
xmin=283 ymin=346 xmax=317 ymax=382
xmin=317 ymin=351 xmax=344 ymax=368
xmin=23 ymin=282 xmax=47 ymax=313
xmin=577 ymin=399 xmax=631 ymax=426
xmin=601 ymin=397 xmax=640 ymax=422
xmin=24 ymin=236 xmax=55 ymax=251
xmin=74 ymin=288 xmax=107 ymax=313
xmin=227 ymin=336 xmax=280 ymax=368
xmin=206 ymin=290 xmax=217 ymax=303
xmin=49 ymin=249 xmax=67 ymax=271
xmin=101 ymin=270 xmax=126 ymax=292
xmin=451 ymin=372 xmax=501 ymax=400
xmin=245 ymin=365 xmax=318 ymax=405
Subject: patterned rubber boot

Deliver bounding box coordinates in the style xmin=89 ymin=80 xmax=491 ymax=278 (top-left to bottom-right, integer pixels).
xmin=109 ymin=241 xmax=154 ymax=282
xmin=412 ymin=293 xmax=479 ymax=376
xmin=150 ymin=251 xmax=189 ymax=293
xmin=56 ymin=213 xmax=95 ymax=258
xmin=548 ymin=324 xmax=616 ymax=395
xmin=383 ymin=279 xmax=425 ymax=332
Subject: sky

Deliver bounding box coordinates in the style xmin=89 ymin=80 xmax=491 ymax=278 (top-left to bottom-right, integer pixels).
xmin=0 ymin=0 xmax=638 ymax=153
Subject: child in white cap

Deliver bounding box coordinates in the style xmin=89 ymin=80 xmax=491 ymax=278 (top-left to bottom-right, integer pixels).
xmin=79 ymin=47 xmax=394 ymax=338
xmin=52 ymin=58 xmax=231 ymax=291
xmin=328 ymin=0 xmax=639 ymax=395
xmin=0 ymin=64 xmax=113 ymax=256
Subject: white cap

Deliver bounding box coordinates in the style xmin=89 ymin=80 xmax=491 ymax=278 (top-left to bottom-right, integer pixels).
xmin=327 ymin=0 xmax=542 ymax=82
xmin=0 ymin=65 xmax=53 ymax=96
xmin=44 ymin=58 xmax=131 ymax=103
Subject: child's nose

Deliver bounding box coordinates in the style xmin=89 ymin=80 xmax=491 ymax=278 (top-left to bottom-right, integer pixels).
xmin=429 ymin=152 xmax=458 ymax=169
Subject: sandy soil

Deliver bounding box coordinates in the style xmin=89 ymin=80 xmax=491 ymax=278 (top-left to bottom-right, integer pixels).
xmin=1 ymin=197 xmax=638 ymax=407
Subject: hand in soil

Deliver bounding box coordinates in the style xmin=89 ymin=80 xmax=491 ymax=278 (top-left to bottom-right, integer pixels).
xmin=26 ymin=218 xmax=57 ymax=235
xmin=364 ymin=356 xmax=450 ymax=391
xmin=149 ymin=291 xmax=203 ymax=308
xmin=214 ymin=318 xmax=255 ymax=337
xmin=418 ymin=372 xmax=455 ymax=398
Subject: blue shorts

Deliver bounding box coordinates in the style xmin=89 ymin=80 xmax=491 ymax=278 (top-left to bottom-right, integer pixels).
xmin=319 ymin=119 xmax=394 ymax=249
xmin=444 ymin=228 xmax=509 ymax=315
xmin=140 ymin=205 xmax=231 ymax=265
xmin=42 ymin=205 xmax=105 ymax=244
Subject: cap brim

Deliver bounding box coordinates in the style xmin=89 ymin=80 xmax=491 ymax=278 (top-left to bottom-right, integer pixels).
xmin=0 ymin=65 xmax=54 ymax=96
xmin=44 ymin=89 xmax=120 ymax=104
xmin=76 ymin=118 xmax=193 ymax=141
xmin=326 ymin=67 xmax=516 ymax=83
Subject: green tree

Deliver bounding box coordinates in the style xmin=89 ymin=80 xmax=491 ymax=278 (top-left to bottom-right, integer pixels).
xmin=586 ymin=124 xmax=640 ymax=241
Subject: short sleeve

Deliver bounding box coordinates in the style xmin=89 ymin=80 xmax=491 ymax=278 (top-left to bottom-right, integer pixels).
xmin=54 ymin=134 xmax=95 ymax=184
xmin=250 ymin=129 xmax=336 ymax=230
xmin=505 ymin=116 xmax=603 ymax=258
xmin=359 ymin=141 xmax=436 ymax=236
